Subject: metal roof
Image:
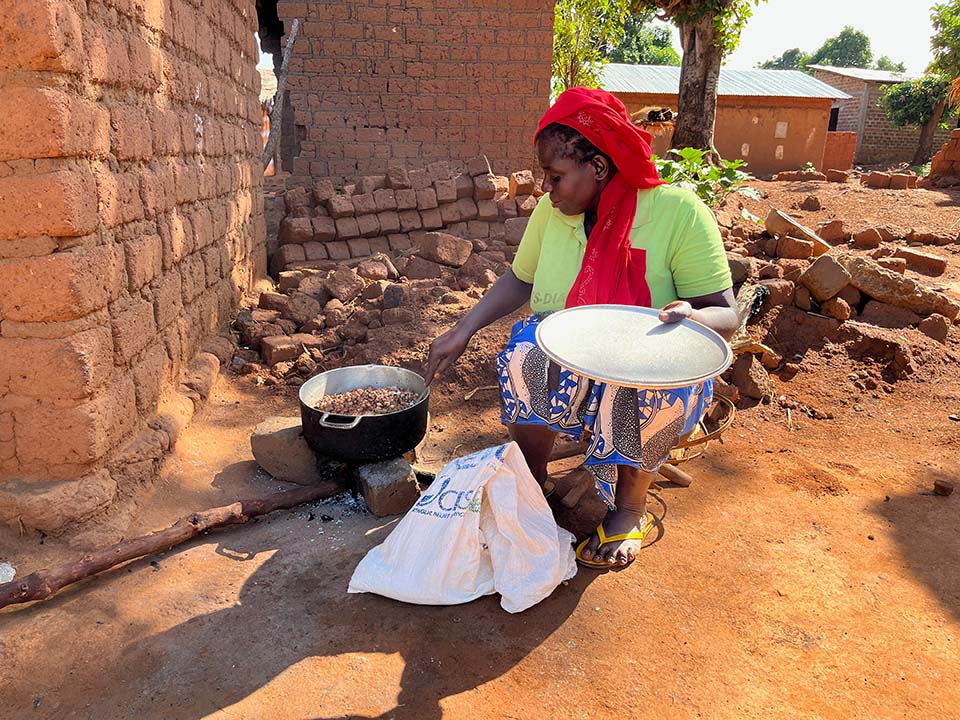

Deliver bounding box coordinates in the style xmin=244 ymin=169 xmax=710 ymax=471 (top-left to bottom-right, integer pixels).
xmin=601 ymin=64 xmax=852 ymax=99
xmin=806 ymin=64 xmax=917 ymax=84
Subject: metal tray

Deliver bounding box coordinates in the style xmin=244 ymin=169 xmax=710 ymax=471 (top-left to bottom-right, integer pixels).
xmin=534 ymin=304 xmax=733 ymax=389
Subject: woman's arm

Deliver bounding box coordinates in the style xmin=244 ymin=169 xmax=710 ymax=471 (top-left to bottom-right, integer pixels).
xmin=659 ymin=287 xmax=739 ymax=341
xmin=424 ymin=269 xmax=533 ymax=384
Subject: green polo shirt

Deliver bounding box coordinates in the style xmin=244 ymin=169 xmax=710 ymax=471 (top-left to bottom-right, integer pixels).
xmin=512 ymin=184 xmax=732 ymax=312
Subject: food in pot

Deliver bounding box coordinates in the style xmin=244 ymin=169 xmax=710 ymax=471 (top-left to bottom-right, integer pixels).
xmin=315 ymin=386 xmax=420 ymax=415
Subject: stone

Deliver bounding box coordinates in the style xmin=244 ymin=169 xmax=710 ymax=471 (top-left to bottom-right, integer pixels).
xmin=298 ymin=274 xmax=333 ymax=303
xmin=843 ymin=256 xmax=960 ymax=319
xmin=324 ymin=266 xmax=364 ymax=302
xmin=794 ymin=285 xmax=812 ymax=310
xmin=894 ymin=248 xmax=948 ymax=275
xmin=279 ymin=216 xmax=313 ymax=245
xmin=261 ymin=335 xmax=299 ymax=365
xmin=358 ymin=260 xmax=389 ymax=281
xmin=324 ymin=298 xmax=349 ymax=327
xmin=338 ymin=321 xmax=369 ymax=344
xmin=282 ymin=292 xmax=323 ymax=325
xmin=876 ymin=257 xmax=906 ymax=274
xmin=732 ymin=354 xmax=773 ymax=400
xmin=417 ymin=232 xmax=473 ymax=267
xmin=726 ymin=254 xmax=754 ymax=284
xmin=259 ymin=291 xmax=291 ymax=313
xmin=251 ymin=416 xmax=321 ymax=485
xmin=777 ymin=259 xmax=809 ymax=282
xmin=853 ymin=228 xmax=883 ymax=248
xmin=906 ymin=229 xmax=953 ymax=246
xmin=821 ymin=297 xmax=851 ymax=321
xmin=799 ymin=195 xmax=821 ymax=211
xmin=837 ymin=285 xmax=861 ymax=308
xmin=382 ymin=307 xmax=416 ymax=325
xmin=278 ymin=270 xmax=305 ymax=293
xmin=919 ymin=313 xmax=950 ymax=343
xmin=760 ymin=279 xmax=795 ymax=308
xmin=356 ymin=458 xmax=421 ymax=517
xmin=404 ymin=256 xmax=445 ymax=280
xmin=504 ymin=217 xmax=529 ymax=246
xmin=933 ymin=480 xmax=955 ymax=497
xmin=799 ymin=255 xmax=851 ymax=302
xmin=777 ymin=235 xmax=815 ymax=259
xmin=859 ymin=300 xmax=922 ymax=329
xmin=759 ymin=263 xmax=783 ymax=280
xmin=383 ymin=283 xmax=406 ymax=309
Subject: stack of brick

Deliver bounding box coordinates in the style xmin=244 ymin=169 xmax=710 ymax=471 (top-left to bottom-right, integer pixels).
xmin=921 ymin=129 xmax=960 ymax=189
xmin=861 ymin=172 xmax=919 ymax=190
xmin=271 ymin=158 xmax=541 ymax=275
xmin=0 ymin=0 xmax=265 ymax=535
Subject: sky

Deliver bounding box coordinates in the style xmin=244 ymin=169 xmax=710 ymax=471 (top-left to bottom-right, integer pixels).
xmin=656 ymin=0 xmax=936 ymax=75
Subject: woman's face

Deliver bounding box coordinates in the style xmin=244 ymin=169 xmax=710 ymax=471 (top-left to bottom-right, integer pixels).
xmin=536 ymin=138 xmax=608 ymax=217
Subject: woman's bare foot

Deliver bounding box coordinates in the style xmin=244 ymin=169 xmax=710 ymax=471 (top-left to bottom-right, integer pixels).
xmin=578 ymin=504 xmax=650 ymax=566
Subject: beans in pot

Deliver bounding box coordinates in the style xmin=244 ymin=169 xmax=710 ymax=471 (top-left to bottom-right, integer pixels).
xmin=315 ymin=386 xmax=420 ymax=415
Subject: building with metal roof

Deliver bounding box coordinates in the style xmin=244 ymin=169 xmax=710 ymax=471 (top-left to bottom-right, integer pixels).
xmin=805 ymin=64 xmax=917 ymax=84
xmin=601 ymin=64 xmax=855 ymax=175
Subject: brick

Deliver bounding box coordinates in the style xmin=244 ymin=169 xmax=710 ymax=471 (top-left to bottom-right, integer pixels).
xmin=876 ymin=257 xmax=906 ymax=274
xmin=435 ymin=179 xmax=458 ymax=204
xmin=312 ymin=178 xmax=336 ymax=204
xmin=889 ymin=174 xmax=912 ymax=190
xmin=477 ymin=199 xmax=499 ymax=222
xmin=418 ymin=232 xmax=473 ymax=268
xmin=279 ymin=216 xmax=314 ymax=245
xmin=467 ymin=221 xmax=490 ymax=238
xmin=894 ymin=248 xmax=948 ymax=275
xmin=377 ymin=210 xmax=400 ymax=235
xmin=14 ymin=375 xmax=138 ymax=466
xmin=416 ymin=188 xmax=438 ymax=210
xmin=352 ymin=192 xmax=377 ymax=215
xmin=0 ymin=244 xmax=123 ymax=322
xmin=388 ymin=233 xmax=412 ymax=252
xmin=777 ymin=236 xmax=814 ymax=260
xmin=357 ymin=214 xmax=381 ymax=238
xmin=387 ymin=166 xmax=411 ymax=189
xmin=407 ymin=169 xmax=432 ymax=190
xmin=111 ymin=297 xmax=157 ymax=363
xmin=326 ymin=241 xmax=350 ymax=261
xmin=466 ymin=156 xmax=492 ymax=176
xmin=335 ymin=216 xmax=360 ymax=239
xmin=474 ymin=174 xmax=497 ymax=200
xmin=327 ymin=194 xmax=355 ymax=218
xmin=0 ymin=327 xmax=113 ymax=400
xmin=261 ymin=335 xmax=298 ymax=365
xmin=439 ymin=202 xmax=462 ymax=225
xmin=499 ymin=198 xmax=519 ymax=219
xmin=456 ymin=197 xmax=479 ymax=221
xmin=864 ymin=172 xmax=891 ymax=189
xmin=399 ymin=209 xmax=423 ymax=232
xmin=0 ymin=169 xmax=97 ymax=240
xmin=799 ymin=255 xmax=850 ymax=302
xmin=357 ymin=175 xmax=387 ymax=194
xmin=347 ymin=237 xmax=372 ymax=257
xmin=395 ymin=188 xmax=417 ymax=210
xmin=853 ymin=228 xmax=883 ymax=248
xmin=516 ymin=195 xmax=538 ymax=217
xmin=456 ymin=173 xmax=474 ymax=198
xmin=0 ymin=0 xmax=84 ymax=74
xmin=428 ymin=160 xmax=452 ymax=182
xmin=373 ymin=188 xmax=397 ymax=211
xmin=0 ymin=87 xmax=109 ymax=161
xmin=504 ymin=217 xmax=529 ymax=246
xmin=369 ymin=236 xmax=390 ymax=254
xmin=509 ymin=170 xmax=536 ymax=198
xmin=311 ymin=215 xmax=337 ymax=241
xmin=124 ymin=233 xmax=162 ymax=291
xmin=420 ymin=208 xmax=443 ymax=230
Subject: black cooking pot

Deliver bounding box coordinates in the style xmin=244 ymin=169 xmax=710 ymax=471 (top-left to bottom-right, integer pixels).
xmin=299 ymin=365 xmax=429 ymax=463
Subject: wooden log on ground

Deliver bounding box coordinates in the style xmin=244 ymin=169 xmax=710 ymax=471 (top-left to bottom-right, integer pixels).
xmin=0 ymin=480 xmax=341 ymax=611
xmin=658 ymin=463 xmax=694 ymax=487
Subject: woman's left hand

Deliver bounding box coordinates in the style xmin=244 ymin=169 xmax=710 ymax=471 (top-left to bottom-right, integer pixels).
xmin=659 ymin=300 xmax=693 ymax=324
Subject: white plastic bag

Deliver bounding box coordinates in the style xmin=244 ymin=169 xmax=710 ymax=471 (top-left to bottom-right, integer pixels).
xmin=348 ymin=442 xmax=577 ymax=613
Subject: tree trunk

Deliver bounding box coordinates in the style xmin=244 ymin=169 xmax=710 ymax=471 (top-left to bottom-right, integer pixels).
xmin=262 ymin=18 xmax=300 ymax=171
xmin=670 ymin=14 xmax=724 ymax=162
xmin=913 ymin=99 xmax=947 ymax=166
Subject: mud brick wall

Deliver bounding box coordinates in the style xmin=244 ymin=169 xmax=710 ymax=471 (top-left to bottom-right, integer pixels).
xmin=925 ymin=129 xmax=960 ymax=187
xmin=814 ymin=69 xmax=954 ymax=165
xmin=822 ymin=131 xmax=857 ymax=171
xmin=274 ymin=0 xmax=554 ymax=186
xmin=271 ymin=160 xmax=540 ymax=275
xmin=0 ymin=0 xmax=265 ymax=532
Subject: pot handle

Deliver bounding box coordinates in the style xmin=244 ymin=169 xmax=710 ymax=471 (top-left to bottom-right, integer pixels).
xmin=317 ymin=413 xmax=362 ymax=430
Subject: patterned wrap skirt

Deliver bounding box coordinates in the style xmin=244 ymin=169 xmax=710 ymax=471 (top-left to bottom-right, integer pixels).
xmin=497 ymin=314 xmax=713 ymax=510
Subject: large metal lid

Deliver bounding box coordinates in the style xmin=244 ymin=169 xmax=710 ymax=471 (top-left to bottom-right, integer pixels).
xmin=535 ymin=304 xmax=733 ymax=389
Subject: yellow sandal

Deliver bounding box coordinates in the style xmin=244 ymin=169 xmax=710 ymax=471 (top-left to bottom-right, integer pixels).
xmin=575 ymin=514 xmax=654 ymax=569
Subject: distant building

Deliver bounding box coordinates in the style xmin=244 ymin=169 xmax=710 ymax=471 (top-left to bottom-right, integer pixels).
xmin=602 ymin=64 xmax=853 ymax=175
xmin=810 ymin=65 xmax=956 ymax=165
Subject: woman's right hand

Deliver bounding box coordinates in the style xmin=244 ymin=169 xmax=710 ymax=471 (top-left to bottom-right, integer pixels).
xmin=424 ymin=326 xmax=472 ymax=386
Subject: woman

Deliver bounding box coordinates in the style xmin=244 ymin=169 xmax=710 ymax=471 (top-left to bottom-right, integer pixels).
xmin=425 ymin=88 xmax=738 ymax=569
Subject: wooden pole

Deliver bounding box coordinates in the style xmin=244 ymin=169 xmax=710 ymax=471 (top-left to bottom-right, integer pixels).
xmin=0 ymin=480 xmax=340 ymax=611
xmin=262 ymin=18 xmax=300 ymax=171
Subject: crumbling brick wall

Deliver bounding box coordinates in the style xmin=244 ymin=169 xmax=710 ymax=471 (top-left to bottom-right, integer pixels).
xmin=0 ymin=0 xmax=265 ymax=532
xmin=274 ymin=0 xmax=554 ymax=186
xmin=923 ymin=128 xmax=960 ymax=188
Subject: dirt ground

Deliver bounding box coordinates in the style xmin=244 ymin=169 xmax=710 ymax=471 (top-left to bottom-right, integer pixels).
xmin=2 ymin=182 xmax=960 ymax=720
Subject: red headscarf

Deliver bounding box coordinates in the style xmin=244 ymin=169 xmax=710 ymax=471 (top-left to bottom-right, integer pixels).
xmin=535 ymin=87 xmax=664 ymax=308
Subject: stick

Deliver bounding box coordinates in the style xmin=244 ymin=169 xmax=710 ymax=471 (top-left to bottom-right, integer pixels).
xmin=658 ymin=463 xmax=693 ymax=488
xmin=261 ymin=18 xmax=300 ymax=170
xmin=0 ymin=480 xmax=340 ymax=611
